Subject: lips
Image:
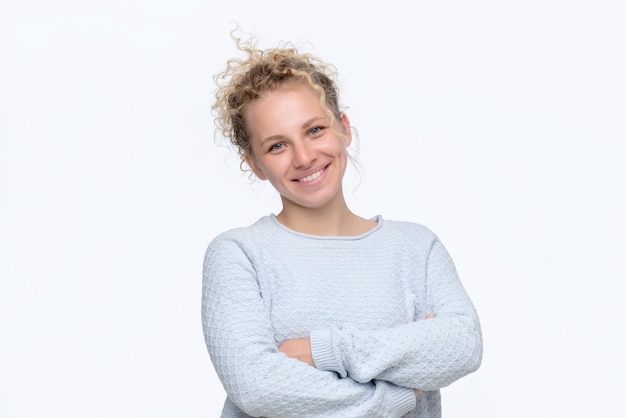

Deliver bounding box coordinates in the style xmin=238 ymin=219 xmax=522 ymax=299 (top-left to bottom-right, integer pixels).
xmin=298 ymin=168 xmax=324 ymax=183
xmin=294 ymin=164 xmax=330 ymax=183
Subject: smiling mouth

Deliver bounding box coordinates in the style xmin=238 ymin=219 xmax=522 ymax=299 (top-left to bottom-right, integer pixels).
xmin=297 ymin=167 xmax=326 ymax=183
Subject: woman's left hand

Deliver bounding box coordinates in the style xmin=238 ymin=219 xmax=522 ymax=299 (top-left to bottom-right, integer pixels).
xmin=278 ymin=338 xmax=315 ymax=367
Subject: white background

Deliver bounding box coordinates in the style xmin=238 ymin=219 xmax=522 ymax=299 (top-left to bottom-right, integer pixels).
xmin=1 ymin=0 xmax=625 ymax=417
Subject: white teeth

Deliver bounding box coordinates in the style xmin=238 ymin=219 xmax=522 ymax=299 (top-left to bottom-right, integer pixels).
xmin=299 ymin=169 xmax=323 ymax=183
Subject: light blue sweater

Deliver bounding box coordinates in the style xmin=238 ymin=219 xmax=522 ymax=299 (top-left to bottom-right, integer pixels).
xmin=202 ymin=215 xmax=482 ymax=417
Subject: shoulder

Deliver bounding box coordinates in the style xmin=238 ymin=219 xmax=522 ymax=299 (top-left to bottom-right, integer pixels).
xmin=380 ymin=218 xmax=461 ymax=269
xmin=381 ymin=217 xmax=437 ymax=242
xmin=204 ymin=216 xmax=276 ymax=259
xmin=211 ymin=215 xmax=274 ymax=241
xmin=378 ymin=218 xmax=458 ymax=267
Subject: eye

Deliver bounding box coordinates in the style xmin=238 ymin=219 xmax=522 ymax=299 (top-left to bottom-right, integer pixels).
xmin=269 ymin=143 xmax=284 ymax=152
xmin=308 ymin=126 xmax=324 ymax=136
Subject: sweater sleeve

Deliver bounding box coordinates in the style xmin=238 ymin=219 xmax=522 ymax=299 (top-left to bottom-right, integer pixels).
xmin=202 ymin=234 xmax=416 ymax=418
xmin=309 ymin=235 xmax=483 ymax=391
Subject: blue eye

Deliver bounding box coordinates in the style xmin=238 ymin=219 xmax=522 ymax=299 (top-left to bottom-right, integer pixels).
xmin=269 ymin=143 xmax=284 ymax=152
xmin=309 ymin=127 xmax=323 ymax=135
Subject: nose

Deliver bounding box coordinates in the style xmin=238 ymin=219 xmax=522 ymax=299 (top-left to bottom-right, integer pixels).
xmin=292 ymin=141 xmax=315 ymax=168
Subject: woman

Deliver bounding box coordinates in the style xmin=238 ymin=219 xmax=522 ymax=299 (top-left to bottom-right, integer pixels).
xmin=202 ymin=34 xmax=482 ymax=417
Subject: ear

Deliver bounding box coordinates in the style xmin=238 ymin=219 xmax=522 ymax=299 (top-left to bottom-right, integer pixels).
xmin=244 ymin=153 xmax=267 ymax=180
xmin=340 ymin=112 xmax=352 ymax=147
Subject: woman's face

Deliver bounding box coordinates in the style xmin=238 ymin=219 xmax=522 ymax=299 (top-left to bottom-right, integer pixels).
xmin=244 ymin=84 xmax=352 ymax=211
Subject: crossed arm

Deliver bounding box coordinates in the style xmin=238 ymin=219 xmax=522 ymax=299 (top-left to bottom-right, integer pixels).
xmin=203 ymin=233 xmax=482 ymax=417
xmin=278 ymin=312 xmax=437 ymax=397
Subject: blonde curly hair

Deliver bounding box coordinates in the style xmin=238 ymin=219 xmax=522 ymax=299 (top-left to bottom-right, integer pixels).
xmin=212 ymin=32 xmax=343 ymax=163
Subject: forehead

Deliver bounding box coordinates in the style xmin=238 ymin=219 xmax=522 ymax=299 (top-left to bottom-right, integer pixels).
xmin=245 ymin=85 xmax=326 ymax=135
xmin=249 ymin=84 xmax=321 ymax=114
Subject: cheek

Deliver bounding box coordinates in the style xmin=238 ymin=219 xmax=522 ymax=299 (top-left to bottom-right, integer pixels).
xmin=246 ymin=156 xmax=268 ymax=180
xmin=336 ymin=145 xmax=349 ymax=161
xmin=254 ymin=157 xmax=286 ymax=183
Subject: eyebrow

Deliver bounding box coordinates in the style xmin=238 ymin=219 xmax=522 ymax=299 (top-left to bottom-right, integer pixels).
xmin=260 ymin=116 xmax=327 ymax=146
xmin=302 ymin=116 xmax=326 ymax=129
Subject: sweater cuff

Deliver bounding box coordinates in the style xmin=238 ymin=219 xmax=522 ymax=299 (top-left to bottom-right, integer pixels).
xmin=386 ymin=384 xmax=416 ymax=417
xmin=310 ymin=329 xmax=342 ymax=375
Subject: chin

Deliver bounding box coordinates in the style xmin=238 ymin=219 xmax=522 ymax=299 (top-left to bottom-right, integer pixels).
xmin=280 ymin=184 xmax=343 ymax=210
xmin=292 ymin=194 xmax=339 ymax=210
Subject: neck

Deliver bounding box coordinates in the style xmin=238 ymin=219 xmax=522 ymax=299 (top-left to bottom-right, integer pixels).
xmin=276 ymin=191 xmax=375 ymax=236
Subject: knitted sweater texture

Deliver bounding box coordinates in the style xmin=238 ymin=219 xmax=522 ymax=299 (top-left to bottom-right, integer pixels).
xmin=202 ymin=215 xmax=482 ymax=418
